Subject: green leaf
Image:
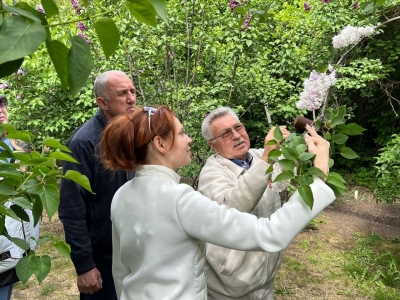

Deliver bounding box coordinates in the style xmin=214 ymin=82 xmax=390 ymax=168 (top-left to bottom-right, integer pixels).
xmin=41 ymin=0 xmax=59 ymax=19
xmin=0 ymin=58 xmax=24 ymax=78
xmin=0 ymin=165 xmax=22 ymax=182
xmin=67 ymin=35 xmax=93 ymax=97
xmin=36 ymin=184 xmax=59 ymax=220
xmin=0 ymin=16 xmax=46 ymax=65
xmin=336 ymin=105 xmax=346 ymax=118
xmin=233 ymin=7 xmax=246 ymax=15
xmin=94 ymin=18 xmax=120 ymax=59
xmin=16 ymin=256 xmax=34 ymax=284
xmin=42 ymin=138 xmax=71 ymax=152
xmin=295 ymin=144 xmax=308 ymax=153
xmin=307 ymin=167 xmax=327 ymax=178
xmin=299 ymin=152 xmax=315 ymax=161
xmin=0 ymin=182 xmax=18 ymax=196
xmin=267 ymin=149 xmax=281 ymax=162
xmin=340 ymin=147 xmax=359 ymax=159
xmin=265 ymin=139 xmax=277 ymax=146
xmin=63 ymin=170 xmax=93 ymax=193
xmin=297 ymin=174 xmax=314 ymax=186
xmin=327 ymin=174 xmax=347 ymax=190
xmin=332 ymin=133 xmax=348 ymax=145
xmin=3 ymin=4 xmax=41 ymax=23
xmin=298 ymin=185 xmax=313 ymax=209
xmin=10 ymin=196 xmax=33 ymax=210
xmin=32 ymin=194 xmax=43 ymax=227
xmin=0 ymin=217 xmax=4 ymax=235
xmin=265 ymin=165 xmax=273 ymax=175
xmin=54 ymin=241 xmax=71 ymax=260
xmin=273 ymin=125 xmax=283 ymax=141
xmin=327 ymin=184 xmax=347 ymax=196
xmin=281 ymin=147 xmax=299 ymax=160
xmin=273 ymin=170 xmax=295 ymax=182
xmin=337 ymin=123 xmax=366 ymax=136
xmin=9 ymin=236 xmax=30 ymax=251
xmin=10 ymin=204 xmax=29 ymax=222
xmin=33 ymin=255 xmax=51 ymax=284
xmin=276 ymin=159 xmax=296 ymax=171
xmin=46 ymin=40 xmax=69 ymax=91
xmin=127 ymin=0 xmax=157 ymax=27
xmin=14 ymin=2 xmax=50 ymax=39
xmin=49 ymin=151 xmax=78 ymax=163
xmin=330 ymin=116 xmax=346 ymax=127
xmin=148 ymin=0 xmax=168 ymax=23
xmin=329 ymin=158 xmax=334 ymax=168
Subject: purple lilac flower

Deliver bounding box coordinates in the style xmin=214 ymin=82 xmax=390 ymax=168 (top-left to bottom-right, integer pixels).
xmin=77 ymin=21 xmax=87 ymax=31
xmin=78 ymin=32 xmax=91 ymax=45
xmin=303 ymin=2 xmax=311 ymax=11
xmin=229 ymin=0 xmax=240 ymax=13
xmin=36 ymin=4 xmax=46 ymax=16
xmin=240 ymin=13 xmax=252 ymax=31
xmin=17 ymin=69 xmax=25 ymax=76
xmin=353 ymin=2 xmax=360 ymax=9
xmin=321 ymin=0 xmax=330 ymax=3
xmin=16 ymin=94 xmax=21 ymax=100
xmin=0 ymin=81 xmax=9 ymax=90
xmin=70 ymin=0 xmax=82 ymax=15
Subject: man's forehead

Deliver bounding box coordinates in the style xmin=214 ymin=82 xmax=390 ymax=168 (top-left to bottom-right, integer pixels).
xmin=211 ymin=115 xmax=240 ymax=129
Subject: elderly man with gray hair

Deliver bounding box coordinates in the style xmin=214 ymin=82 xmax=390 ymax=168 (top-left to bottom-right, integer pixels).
xmin=198 ymin=107 xmax=329 ymax=300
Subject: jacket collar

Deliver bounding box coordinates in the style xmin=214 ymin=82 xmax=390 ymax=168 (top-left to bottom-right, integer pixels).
xmin=95 ymin=109 xmax=108 ymax=128
xmin=135 ymin=164 xmax=181 ymax=183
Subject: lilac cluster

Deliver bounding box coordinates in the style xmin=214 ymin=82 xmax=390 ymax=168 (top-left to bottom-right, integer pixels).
xmin=16 ymin=94 xmax=22 ymax=100
xmin=303 ymin=2 xmax=311 ymax=11
xmin=78 ymin=32 xmax=91 ymax=45
xmin=332 ymin=25 xmax=375 ymax=49
xmin=353 ymin=2 xmax=360 ymax=9
xmin=36 ymin=4 xmax=46 ymax=16
xmin=229 ymin=0 xmax=240 ymax=13
xmin=70 ymin=0 xmax=82 ymax=15
xmin=297 ymin=69 xmax=337 ymax=111
xmin=240 ymin=13 xmax=251 ymax=31
xmin=321 ymin=0 xmax=330 ymax=3
xmin=77 ymin=21 xmax=87 ymax=31
xmin=0 ymin=81 xmax=9 ymax=90
xmin=17 ymin=69 xmax=25 ymax=76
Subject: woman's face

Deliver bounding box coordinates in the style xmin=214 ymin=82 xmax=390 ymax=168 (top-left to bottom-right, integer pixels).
xmin=166 ymin=117 xmax=192 ymax=170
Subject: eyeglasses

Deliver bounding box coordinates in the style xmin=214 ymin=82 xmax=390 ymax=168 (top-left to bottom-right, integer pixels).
xmin=144 ymin=106 xmax=157 ymax=132
xmin=208 ymin=123 xmax=246 ymax=141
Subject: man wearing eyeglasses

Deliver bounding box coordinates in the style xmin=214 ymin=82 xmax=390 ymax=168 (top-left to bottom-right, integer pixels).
xmin=59 ymin=71 xmax=136 ymax=300
xmin=198 ymin=107 xmax=290 ymax=300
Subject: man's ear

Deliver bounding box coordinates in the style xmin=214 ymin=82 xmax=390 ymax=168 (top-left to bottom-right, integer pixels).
xmin=208 ymin=141 xmax=217 ymax=152
xmin=96 ymin=97 xmax=108 ymax=111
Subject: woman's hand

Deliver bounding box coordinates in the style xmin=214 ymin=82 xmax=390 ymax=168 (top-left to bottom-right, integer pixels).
xmin=304 ymin=124 xmax=330 ymax=179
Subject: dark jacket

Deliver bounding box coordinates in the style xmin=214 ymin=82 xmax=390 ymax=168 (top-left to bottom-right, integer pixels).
xmin=59 ymin=110 xmax=134 ymax=275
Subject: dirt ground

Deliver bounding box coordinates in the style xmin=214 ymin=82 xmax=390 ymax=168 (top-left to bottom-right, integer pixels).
xmin=11 ymin=186 xmax=400 ymax=300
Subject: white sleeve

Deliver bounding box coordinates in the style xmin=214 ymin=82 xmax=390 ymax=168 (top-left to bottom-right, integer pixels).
xmin=176 ymin=177 xmax=335 ymax=252
xmin=112 ymin=223 xmax=129 ymax=299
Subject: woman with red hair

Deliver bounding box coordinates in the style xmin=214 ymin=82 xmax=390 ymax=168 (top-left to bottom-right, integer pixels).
xmin=100 ymin=106 xmax=335 ymax=300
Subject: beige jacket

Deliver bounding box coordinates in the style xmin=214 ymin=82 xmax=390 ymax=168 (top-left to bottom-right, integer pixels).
xmin=198 ymin=149 xmax=290 ymax=299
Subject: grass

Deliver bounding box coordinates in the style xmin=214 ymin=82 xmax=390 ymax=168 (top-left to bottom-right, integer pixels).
xmin=275 ymin=231 xmax=400 ymax=299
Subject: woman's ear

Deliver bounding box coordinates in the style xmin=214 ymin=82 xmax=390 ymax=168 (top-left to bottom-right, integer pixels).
xmin=152 ymin=136 xmax=168 ymax=153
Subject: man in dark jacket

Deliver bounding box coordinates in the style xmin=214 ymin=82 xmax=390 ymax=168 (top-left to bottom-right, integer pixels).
xmin=59 ymin=70 xmax=136 ymax=299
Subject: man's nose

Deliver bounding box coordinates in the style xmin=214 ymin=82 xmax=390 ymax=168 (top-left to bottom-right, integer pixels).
xmin=127 ymin=91 xmax=136 ymax=102
xmin=231 ymin=129 xmax=241 ymax=139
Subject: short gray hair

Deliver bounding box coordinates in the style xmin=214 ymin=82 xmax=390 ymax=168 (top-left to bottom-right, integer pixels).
xmin=93 ymin=70 xmax=127 ymax=99
xmin=201 ymin=107 xmax=240 ymax=141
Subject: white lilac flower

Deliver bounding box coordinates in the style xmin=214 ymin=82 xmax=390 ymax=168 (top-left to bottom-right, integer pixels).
xmin=270 ymin=155 xmax=297 ymax=193
xmin=332 ymin=25 xmax=375 ymax=49
xmin=36 ymin=4 xmax=45 ymax=16
xmin=296 ymin=70 xmax=337 ymax=111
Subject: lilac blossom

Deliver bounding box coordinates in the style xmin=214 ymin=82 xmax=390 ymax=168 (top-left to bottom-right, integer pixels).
xmin=353 ymin=2 xmax=360 ymax=9
xmin=78 ymin=32 xmax=91 ymax=45
xmin=303 ymin=2 xmax=311 ymax=11
xmin=240 ymin=13 xmax=252 ymax=31
xmin=229 ymin=0 xmax=240 ymax=13
xmin=77 ymin=21 xmax=87 ymax=31
xmin=332 ymin=25 xmax=375 ymax=49
xmin=0 ymin=81 xmax=9 ymax=90
xmin=321 ymin=0 xmax=330 ymax=3
xmin=297 ymin=69 xmax=337 ymax=111
xmin=16 ymin=94 xmax=21 ymax=100
xmin=36 ymin=4 xmax=46 ymax=16
xmin=70 ymin=0 xmax=82 ymax=15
